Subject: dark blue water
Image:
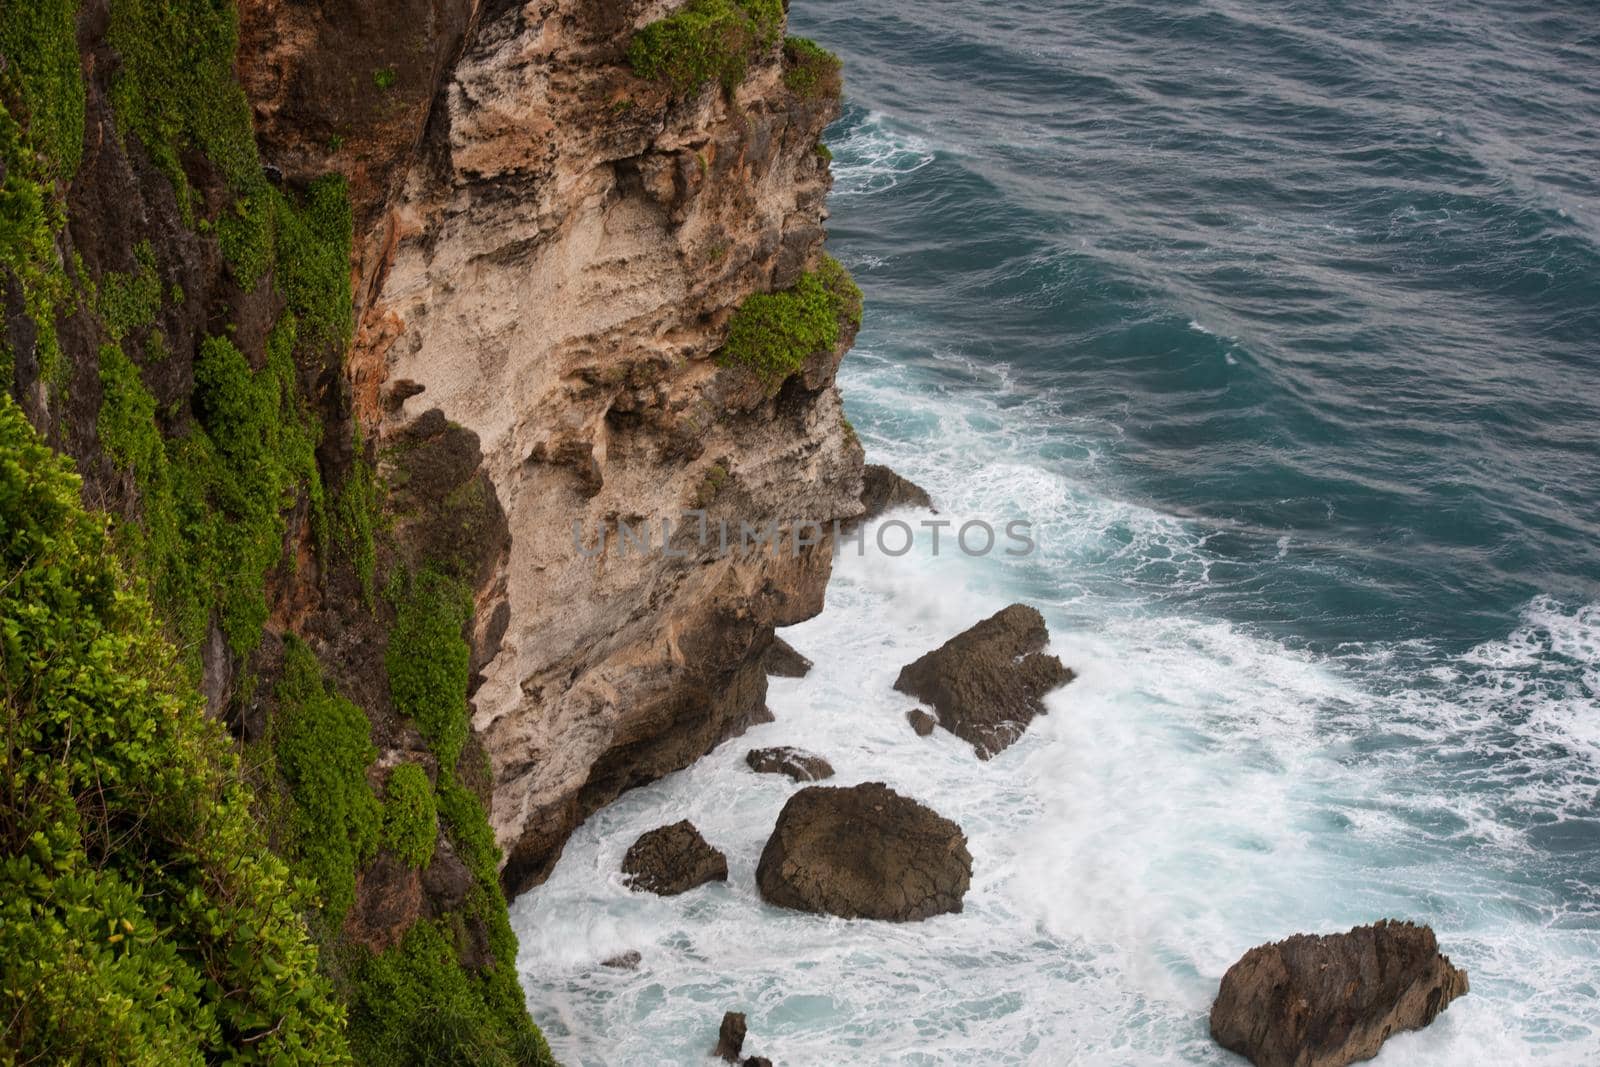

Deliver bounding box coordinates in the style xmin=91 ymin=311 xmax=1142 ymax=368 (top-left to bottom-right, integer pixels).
xmin=514 ymin=4 xmax=1600 ymax=1060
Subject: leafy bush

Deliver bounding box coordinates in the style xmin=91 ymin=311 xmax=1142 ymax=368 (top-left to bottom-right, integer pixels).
xmin=782 ymin=36 xmax=841 ymax=99
xmin=0 ymin=394 xmax=351 ymax=1063
xmin=0 ymin=0 xmax=85 ymax=180
xmin=383 ymin=763 xmax=439 ymax=868
xmin=274 ymin=638 xmax=382 ymax=925
xmin=387 ymin=568 xmax=474 ymax=773
xmin=627 ymin=0 xmax=782 ymax=96
xmin=717 ymin=255 xmax=862 ymax=388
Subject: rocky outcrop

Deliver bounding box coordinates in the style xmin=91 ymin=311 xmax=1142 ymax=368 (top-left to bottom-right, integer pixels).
xmin=906 ymin=708 xmax=937 ymax=736
xmin=1210 ymin=921 xmax=1470 ymax=1067
xmin=746 ymin=746 xmax=834 ymax=782
xmin=893 ymin=604 xmax=1074 ymax=759
xmin=714 ymin=1011 xmax=747 ymax=1061
xmin=857 ymin=463 xmax=933 ymax=522
xmin=621 ymin=820 xmax=728 ymax=896
xmin=353 ymin=0 xmax=865 ymax=894
xmin=764 ymin=636 xmax=813 ymax=678
xmin=756 ymin=782 xmax=971 ymax=921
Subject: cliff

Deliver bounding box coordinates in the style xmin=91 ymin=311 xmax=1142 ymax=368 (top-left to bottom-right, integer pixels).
xmin=1 ymin=0 xmax=858 ymax=1061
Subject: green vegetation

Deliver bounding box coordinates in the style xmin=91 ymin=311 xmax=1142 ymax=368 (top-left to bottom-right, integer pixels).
xmin=387 ymin=568 xmax=475 ymax=773
xmin=717 ymin=255 xmax=862 ymax=388
xmin=382 ymin=763 xmax=438 ymax=868
xmin=0 ymin=90 xmax=73 ymax=390
xmin=0 ymin=395 xmax=351 ymax=1063
xmin=0 ymin=0 xmax=85 ymax=180
xmin=97 ymin=240 xmax=164 ymax=341
xmin=274 ymin=639 xmax=382 ymax=926
xmin=373 ymin=66 xmax=398 ymax=91
xmin=815 ymin=142 xmax=833 ymax=162
xmin=626 ymin=0 xmax=782 ymax=96
xmin=782 ymin=36 xmax=841 ymax=99
xmin=353 ymin=568 xmax=554 ymax=1066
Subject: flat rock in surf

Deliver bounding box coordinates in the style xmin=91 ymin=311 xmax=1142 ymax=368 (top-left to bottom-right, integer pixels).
xmin=764 ymin=636 xmax=813 ymax=678
xmin=852 ymin=463 xmax=934 ymax=525
xmin=1210 ymin=920 xmax=1469 ymax=1067
xmin=621 ymin=820 xmax=728 ymax=896
xmin=745 ymin=746 xmax=835 ymax=782
xmin=755 ymin=782 xmax=971 ymax=921
xmin=893 ymin=604 xmax=1073 ymax=759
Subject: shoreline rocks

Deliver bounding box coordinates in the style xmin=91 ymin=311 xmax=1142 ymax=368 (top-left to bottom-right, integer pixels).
xmin=756 ymin=782 xmax=971 ymax=921
xmin=854 ymin=464 xmax=934 ymax=525
xmin=906 ymin=708 xmax=937 ymax=737
xmin=1210 ymin=920 xmax=1469 ymax=1067
xmin=714 ymin=1012 xmax=747 ymax=1061
xmin=764 ymin=637 xmax=814 ymax=678
xmin=746 ymin=747 xmax=835 ymax=782
xmin=893 ymin=604 xmax=1074 ymax=759
xmin=620 ymin=821 xmax=728 ymax=896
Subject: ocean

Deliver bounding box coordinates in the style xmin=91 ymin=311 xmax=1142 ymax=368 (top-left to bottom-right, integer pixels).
xmin=512 ymin=1 xmax=1600 ymax=1061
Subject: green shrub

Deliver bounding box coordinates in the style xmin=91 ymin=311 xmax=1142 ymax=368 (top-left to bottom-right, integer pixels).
xmin=782 ymin=36 xmax=841 ymax=99
xmin=383 ymin=763 xmax=438 ymax=868
xmin=0 ymin=0 xmax=85 ymax=180
xmin=717 ymin=254 xmax=861 ymax=388
xmin=387 ymin=568 xmax=474 ymax=773
xmin=274 ymin=639 xmax=382 ymax=926
xmin=0 ymin=98 xmax=71 ymax=390
xmin=97 ymin=240 xmax=164 ymax=341
xmin=373 ymin=66 xmax=398 ymax=90
xmin=627 ymin=0 xmax=782 ymax=96
xmin=0 ymin=395 xmax=351 ymax=1063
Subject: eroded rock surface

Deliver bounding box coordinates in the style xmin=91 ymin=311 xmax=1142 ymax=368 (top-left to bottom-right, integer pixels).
xmin=893 ymin=604 xmax=1073 ymax=759
xmin=714 ymin=1011 xmax=747 ymax=1061
xmin=756 ymin=782 xmax=971 ymax=921
xmin=1210 ymin=920 xmax=1469 ymax=1067
xmin=906 ymin=708 xmax=936 ymax=737
xmin=764 ymin=636 xmax=813 ymax=678
xmin=857 ymin=463 xmax=933 ymax=522
xmin=621 ymin=820 xmax=728 ymax=896
xmin=746 ymin=746 xmax=834 ymax=782
xmin=353 ymin=1 xmax=865 ymax=892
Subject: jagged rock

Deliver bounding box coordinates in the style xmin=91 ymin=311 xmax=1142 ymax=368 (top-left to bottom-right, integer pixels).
xmin=714 ymin=1011 xmax=747 ymax=1061
xmin=746 ymin=747 xmax=835 ymax=782
xmin=743 ymin=1059 xmax=772 ymax=1067
xmin=906 ymin=708 xmax=936 ymax=736
xmin=1210 ymin=920 xmax=1470 ymax=1067
xmin=893 ymin=604 xmax=1073 ymax=759
xmin=756 ymin=782 xmax=971 ymax=921
xmin=764 ymin=636 xmax=813 ymax=678
xmin=858 ymin=464 xmax=933 ymax=522
xmin=600 ymin=950 xmax=641 ymax=970
xmin=621 ymin=821 xmax=728 ymax=896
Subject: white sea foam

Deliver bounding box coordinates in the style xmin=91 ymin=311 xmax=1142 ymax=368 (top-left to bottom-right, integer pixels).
xmin=514 ymin=341 xmax=1600 ymax=1062
xmin=828 ymin=111 xmax=937 ymax=198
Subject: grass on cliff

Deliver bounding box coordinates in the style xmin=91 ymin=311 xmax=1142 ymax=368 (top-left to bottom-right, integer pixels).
xmin=782 ymin=36 xmax=842 ymax=100
xmin=717 ymin=255 xmax=862 ymax=389
xmin=0 ymin=394 xmax=353 ymax=1064
xmin=627 ymin=0 xmax=782 ymax=96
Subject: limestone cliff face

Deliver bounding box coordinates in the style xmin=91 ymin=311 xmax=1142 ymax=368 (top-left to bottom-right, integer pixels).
xmin=355 ymin=1 xmax=863 ymax=890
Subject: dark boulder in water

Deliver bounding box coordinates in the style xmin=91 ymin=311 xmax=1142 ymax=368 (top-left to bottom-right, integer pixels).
xmin=746 ymin=746 xmax=835 ymax=782
xmin=764 ymin=636 xmax=813 ymax=678
xmin=906 ymin=708 xmax=937 ymax=736
xmin=893 ymin=604 xmax=1073 ymax=759
xmin=714 ymin=1011 xmax=746 ymax=1061
xmin=1210 ymin=920 xmax=1469 ymax=1067
xmin=756 ymin=782 xmax=971 ymax=921
xmin=857 ymin=463 xmax=933 ymax=523
xmin=621 ymin=820 xmax=728 ymax=896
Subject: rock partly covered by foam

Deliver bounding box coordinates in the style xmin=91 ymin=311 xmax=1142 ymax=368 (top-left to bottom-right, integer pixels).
xmin=746 ymin=746 xmax=835 ymax=782
xmin=756 ymin=782 xmax=971 ymax=921
xmin=1210 ymin=920 xmax=1469 ymax=1067
xmin=858 ymin=464 xmax=933 ymax=522
xmin=764 ymin=636 xmax=813 ymax=678
xmin=621 ymin=821 xmax=728 ymax=896
xmin=714 ymin=1012 xmax=746 ymax=1061
xmin=893 ymin=604 xmax=1073 ymax=759
xmin=906 ymin=708 xmax=937 ymax=736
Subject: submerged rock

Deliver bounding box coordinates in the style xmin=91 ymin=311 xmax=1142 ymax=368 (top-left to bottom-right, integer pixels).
xmin=756 ymin=782 xmax=971 ymax=921
xmin=893 ymin=604 xmax=1073 ymax=759
xmin=621 ymin=820 xmax=728 ymax=896
xmin=764 ymin=636 xmax=813 ymax=678
xmin=599 ymin=950 xmax=641 ymax=970
xmin=1210 ymin=920 xmax=1469 ymax=1067
xmin=746 ymin=746 xmax=835 ymax=782
xmin=906 ymin=708 xmax=937 ymax=737
xmin=714 ymin=1011 xmax=746 ymax=1061
xmin=857 ymin=463 xmax=933 ymax=523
